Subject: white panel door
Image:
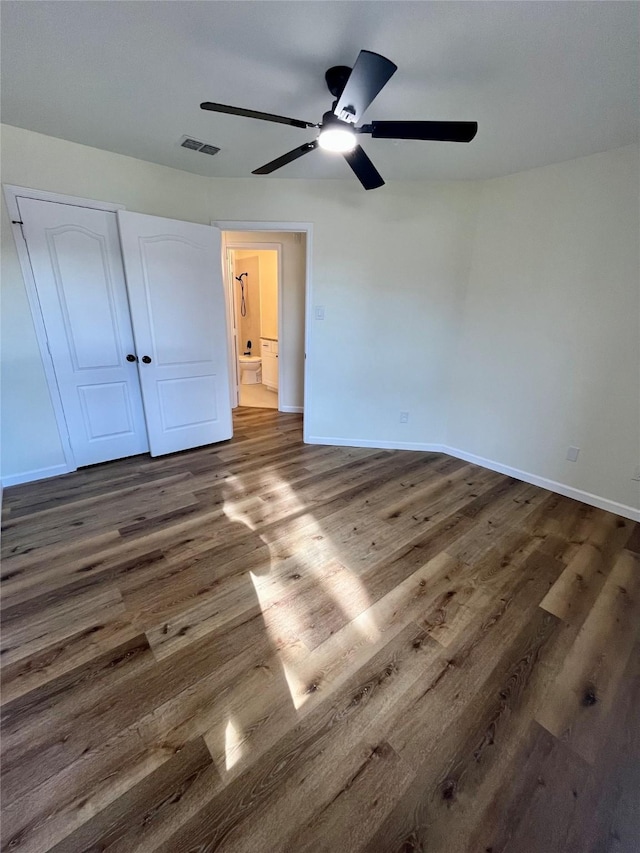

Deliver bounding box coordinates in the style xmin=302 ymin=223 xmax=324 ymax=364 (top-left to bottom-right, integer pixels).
xmin=117 ymin=211 xmax=232 ymax=456
xmin=18 ymin=198 xmax=149 ymax=467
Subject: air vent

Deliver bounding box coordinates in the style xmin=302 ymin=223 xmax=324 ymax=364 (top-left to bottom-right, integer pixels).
xmin=181 ymin=137 xmax=203 ymax=151
xmin=180 ymin=136 xmax=220 ymax=155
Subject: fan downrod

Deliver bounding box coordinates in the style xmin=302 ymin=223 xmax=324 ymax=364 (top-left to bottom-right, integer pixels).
xmin=325 ymin=65 xmax=352 ymax=98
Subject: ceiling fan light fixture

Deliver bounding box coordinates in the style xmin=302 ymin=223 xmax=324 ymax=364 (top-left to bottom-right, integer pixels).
xmin=318 ymin=127 xmax=357 ymax=152
xmin=202 ymin=50 xmax=477 ymax=188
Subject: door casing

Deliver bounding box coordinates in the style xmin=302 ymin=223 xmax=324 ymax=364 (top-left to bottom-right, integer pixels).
xmin=215 ymin=221 xmax=313 ymax=443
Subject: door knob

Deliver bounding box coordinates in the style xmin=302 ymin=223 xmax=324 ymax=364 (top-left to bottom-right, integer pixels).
xmin=126 ymin=354 xmax=138 ymax=362
xmin=141 ymin=355 xmax=152 ymax=364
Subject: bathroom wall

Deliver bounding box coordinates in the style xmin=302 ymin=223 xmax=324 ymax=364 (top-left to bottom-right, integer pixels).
xmin=258 ymin=251 xmax=278 ymax=340
xmin=232 ymin=248 xmax=279 ymax=343
xmin=232 ymin=252 xmax=261 ymax=356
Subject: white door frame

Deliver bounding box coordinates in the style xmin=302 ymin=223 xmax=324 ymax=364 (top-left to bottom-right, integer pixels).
xmin=214 ymin=221 xmax=313 ymax=442
xmin=3 ymin=185 xmax=126 ymax=476
xmin=224 ymin=246 xmax=240 ymax=408
xmin=226 ymin=242 xmax=283 ymax=410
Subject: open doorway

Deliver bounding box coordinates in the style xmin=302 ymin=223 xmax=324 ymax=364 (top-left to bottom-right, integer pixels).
xmin=228 ymin=245 xmax=280 ymax=410
xmin=221 ymin=228 xmax=308 ymax=419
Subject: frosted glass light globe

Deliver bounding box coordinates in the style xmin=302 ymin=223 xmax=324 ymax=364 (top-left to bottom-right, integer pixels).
xmin=318 ymin=128 xmax=357 ymax=152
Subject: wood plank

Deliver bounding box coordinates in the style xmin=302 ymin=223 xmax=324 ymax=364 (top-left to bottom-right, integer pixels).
xmin=535 ymin=549 xmax=640 ymax=763
xmin=156 ymin=622 xmax=437 ymax=853
xmin=46 ymin=737 xmax=218 ymax=853
xmin=540 ymin=511 xmax=633 ymax=626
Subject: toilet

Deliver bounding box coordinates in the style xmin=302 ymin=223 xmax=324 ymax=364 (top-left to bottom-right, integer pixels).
xmin=239 ymin=354 xmax=262 ymax=384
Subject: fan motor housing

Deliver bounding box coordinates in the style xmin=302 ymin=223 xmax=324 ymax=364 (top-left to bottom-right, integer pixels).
xmin=321 ymin=111 xmax=353 ymax=132
xmin=325 ymin=65 xmax=352 ymax=98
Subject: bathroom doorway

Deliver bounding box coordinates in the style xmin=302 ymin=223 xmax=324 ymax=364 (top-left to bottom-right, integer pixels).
xmin=220 ymin=226 xmax=308 ymax=421
xmin=227 ymin=244 xmax=281 ymax=410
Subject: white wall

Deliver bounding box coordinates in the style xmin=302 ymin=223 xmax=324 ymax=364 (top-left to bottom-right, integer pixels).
xmin=448 ymin=145 xmax=640 ymax=512
xmin=0 ymin=124 xmax=479 ymax=480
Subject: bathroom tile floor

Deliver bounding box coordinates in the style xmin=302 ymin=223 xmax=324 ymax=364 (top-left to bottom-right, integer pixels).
xmin=238 ymin=382 xmax=278 ymax=409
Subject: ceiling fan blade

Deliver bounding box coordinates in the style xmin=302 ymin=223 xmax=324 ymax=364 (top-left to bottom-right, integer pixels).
xmin=343 ymin=145 xmax=385 ymax=190
xmin=368 ymin=120 xmax=478 ymax=142
xmin=201 ymin=102 xmax=316 ymax=130
xmin=334 ymin=50 xmax=397 ymax=124
xmin=252 ymin=140 xmax=319 ymax=175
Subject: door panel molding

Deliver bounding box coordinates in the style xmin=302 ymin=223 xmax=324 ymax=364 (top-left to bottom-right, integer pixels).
xmin=77 ymin=381 xmax=136 ymax=439
xmin=48 ymin=225 xmax=123 ymax=371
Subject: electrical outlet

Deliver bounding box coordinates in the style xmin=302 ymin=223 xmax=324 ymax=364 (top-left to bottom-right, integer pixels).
xmin=400 ymin=411 xmax=409 ymax=424
xmin=566 ymin=446 xmax=580 ymax=463
xmin=632 ymin=465 xmax=640 ymax=482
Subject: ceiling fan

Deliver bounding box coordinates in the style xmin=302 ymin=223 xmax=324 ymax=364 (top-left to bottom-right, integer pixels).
xmin=201 ymin=49 xmax=477 ymax=190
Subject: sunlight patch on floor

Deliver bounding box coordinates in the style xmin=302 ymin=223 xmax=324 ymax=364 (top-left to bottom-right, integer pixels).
xmin=224 ymin=717 xmax=245 ymax=770
xmin=280 ymin=661 xmax=312 ymax=711
xmin=225 ymin=469 xmax=380 ymax=713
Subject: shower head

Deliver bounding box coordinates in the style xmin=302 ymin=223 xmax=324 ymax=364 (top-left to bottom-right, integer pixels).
xmin=235 ymin=272 xmax=249 ymax=283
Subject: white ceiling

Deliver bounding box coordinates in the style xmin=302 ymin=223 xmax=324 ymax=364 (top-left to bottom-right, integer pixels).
xmin=1 ymin=1 xmax=638 ymax=182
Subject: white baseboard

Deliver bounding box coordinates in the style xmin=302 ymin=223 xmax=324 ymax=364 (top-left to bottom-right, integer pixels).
xmin=3 ymin=441 xmax=636 ymax=522
xmin=1 ymin=463 xmax=71 ymax=488
xmin=305 ymin=435 xmax=639 ymax=522
xmin=280 ymin=405 xmax=304 ymax=414
xmin=306 ymin=435 xmax=444 ymax=453
xmin=441 ymin=445 xmax=640 ymax=522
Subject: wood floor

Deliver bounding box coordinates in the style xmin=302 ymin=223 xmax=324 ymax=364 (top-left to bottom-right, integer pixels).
xmin=1 ymin=407 xmax=639 ymax=853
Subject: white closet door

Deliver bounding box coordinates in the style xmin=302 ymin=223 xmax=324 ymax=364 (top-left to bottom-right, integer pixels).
xmin=18 ymin=198 xmax=149 ymax=467
xmin=117 ymin=211 xmax=232 ymax=456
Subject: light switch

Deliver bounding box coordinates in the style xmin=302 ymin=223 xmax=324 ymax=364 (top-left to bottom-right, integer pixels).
xmin=315 ymin=306 xmax=325 ymax=320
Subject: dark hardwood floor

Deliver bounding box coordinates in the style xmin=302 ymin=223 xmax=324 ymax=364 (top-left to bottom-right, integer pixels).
xmin=1 ymin=407 xmax=638 ymax=852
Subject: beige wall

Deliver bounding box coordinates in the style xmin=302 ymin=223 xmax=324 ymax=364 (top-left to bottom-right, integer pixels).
xmin=232 ymin=248 xmax=279 ymax=343
xmin=232 ymin=253 xmax=261 ymax=355
xmin=257 ymin=250 xmax=278 ymax=340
